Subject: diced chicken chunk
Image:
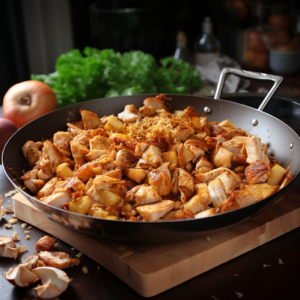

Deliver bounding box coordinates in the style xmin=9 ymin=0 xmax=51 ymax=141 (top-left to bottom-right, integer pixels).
xmin=195 ymin=207 xmax=217 ymax=219
xmin=115 ymin=149 xmax=139 ymax=170
xmin=85 ymin=149 xmax=110 ymax=162
xmin=195 ymin=155 xmax=213 ymax=170
xmin=142 ymin=145 xmax=163 ymax=168
xmin=20 ymin=169 xmax=45 ymax=194
xmin=148 ymin=162 xmax=172 ymax=196
xmin=36 ymin=155 xmax=53 ymax=181
xmin=136 ymin=200 xmax=174 ymax=221
xmin=136 ymin=158 xmax=150 ymax=169
xmin=53 ymin=131 xmax=74 ymax=156
xmin=245 ymin=136 xmax=269 ymax=164
xmin=134 ymin=186 xmax=162 ymax=207
xmin=162 ymin=209 xmax=194 ymax=220
xmin=208 ymin=178 xmax=228 ymax=207
xmin=172 ymin=126 xmax=195 ymax=142
xmin=183 ymin=185 xmax=211 ymax=214
xmin=22 ymin=141 xmax=41 ymax=168
xmin=38 ymin=251 xmax=80 ymax=269
xmin=245 ymin=160 xmax=270 ymax=185
xmin=212 ymin=145 xmax=236 ymax=168
xmin=42 ymin=140 xmax=64 ymax=169
xmin=195 ymin=167 xmax=229 ymax=184
xmin=171 ymin=168 xmax=194 ymax=202
xmin=169 ymin=142 xmax=195 ymax=169
xmin=89 ymin=135 xmax=111 ymax=150
xmin=37 ymin=177 xmax=58 ymax=198
xmin=222 ymin=136 xmax=248 ymax=157
xmin=70 ymin=140 xmax=89 ymax=167
xmin=184 ymin=135 xmax=208 ymax=163
xmin=81 ymin=110 xmax=100 ymax=129
xmin=143 ymin=96 xmax=169 ymax=112
xmin=118 ymin=105 xmax=140 ymax=123
xmin=139 ymin=105 xmax=156 ymax=117
xmin=43 ymin=191 xmax=71 ymax=208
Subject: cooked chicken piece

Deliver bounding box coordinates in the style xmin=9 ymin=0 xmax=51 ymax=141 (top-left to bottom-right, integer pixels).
xmin=245 ymin=136 xmax=269 ymax=164
xmin=53 ymin=131 xmax=74 ymax=156
xmin=35 ymin=141 xmax=44 ymax=150
xmin=171 ymin=168 xmax=194 ymax=203
xmin=125 ymin=184 xmax=148 ymax=202
xmin=172 ymin=126 xmax=195 ymax=142
xmin=105 ymin=169 xmax=123 ymax=180
xmin=38 ymin=251 xmax=80 ymax=269
xmin=170 ymin=142 xmax=195 ymax=169
xmin=245 ymin=160 xmax=270 ymax=185
xmin=81 ymin=110 xmax=100 ymax=129
xmin=195 ymin=167 xmax=229 ymax=184
xmin=89 ymin=135 xmax=111 ymax=150
xmin=139 ymin=105 xmax=156 ymax=117
xmin=35 ymin=236 xmax=57 ymax=252
xmin=199 ymin=117 xmax=211 ymax=136
xmin=22 ymin=141 xmax=41 ymax=168
xmin=220 ymin=183 xmax=279 ymax=212
xmin=148 ymin=162 xmax=172 ymax=196
xmin=115 ymin=149 xmax=139 ymax=170
xmin=136 ymin=158 xmax=150 ymax=170
xmin=210 ymin=123 xmax=227 ymax=137
xmin=147 ymin=133 xmax=174 ymax=152
xmin=70 ymin=140 xmax=89 ymax=167
xmin=204 ymin=136 xmax=217 ymax=150
xmin=136 ymin=200 xmax=174 ymax=221
xmin=118 ymin=104 xmax=140 ymax=123
xmin=67 ymin=123 xmax=84 ymax=136
xmin=183 ymin=186 xmax=211 ymax=215
xmin=181 ymin=106 xmax=201 ymax=119
xmin=75 ymin=163 xmax=97 ymax=182
xmin=195 ymin=155 xmax=213 ymax=170
xmin=90 ymin=175 xmax=120 ymax=191
xmin=124 ymin=168 xmax=148 ymax=184
xmin=184 ymin=135 xmax=208 ymax=163
xmin=43 ymin=191 xmax=71 ymax=208
xmin=143 ymin=96 xmax=169 ymax=112
xmin=208 ymin=177 xmax=228 ymax=207
xmin=20 ymin=169 xmax=44 ymax=194
xmin=222 ymin=136 xmax=248 ymax=157
xmin=109 ymin=182 xmax=127 ymax=198
xmin=64 ymin=176 xmax=86 ymax=192
xmin=212 ymin=145 xmax=236 ymax=168
xmin=142 ymin=145 xmax=163 ymax=168
xmin=85 ymin=149 xmax=110 ymax=162
xmin=280 ymin=170 xmax=293 ymax=189
xmin=217 ymin=170 xmax=241 ymax=194
xmin=133 ymin=186 xmax=162 ymax=207
xmin=135 ymin=143 xmax=149 ymax=156
xmin=195 ymin=207 xmax=217 ymax=219
xmin=162 ymin=209 xmax=194 ymax=220
xmin=37 ymin=177 xmax=58 ymax=198
xmin=42 ymin=140 xmax=64 ymax=169
xmin=35 ymin=154 xmax=53 ymax=181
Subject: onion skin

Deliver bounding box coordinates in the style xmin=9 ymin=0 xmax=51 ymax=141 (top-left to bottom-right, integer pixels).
xmin=0 ymin=118 xmax=18 ymax=162
xmin=3 ymin=80 xmax=57 ymax=128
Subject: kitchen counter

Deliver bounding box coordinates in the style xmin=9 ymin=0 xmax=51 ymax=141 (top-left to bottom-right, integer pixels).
xmin=1 ymin=75 xmax=300 ymax=299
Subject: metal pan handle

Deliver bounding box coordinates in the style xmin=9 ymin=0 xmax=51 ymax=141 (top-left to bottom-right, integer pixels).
xmin=214 ymin=67 xmax=283 ymax=111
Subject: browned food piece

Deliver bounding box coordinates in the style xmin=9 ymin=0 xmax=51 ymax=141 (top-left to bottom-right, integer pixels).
xmin=169 ymin=142 xmax=195 ymax=169
xmin=36 ymin=154 xmax=53 ymax=181
xmin=139 ymin=105 xmax=156 ymax=117
xmin=43 ymin=140 xmax=64 ymax=169
xmin=118 ymin=104 xmax=140 ymax=123
xmin=53 ymin=131 xmax=74 ymax=156
xmin=148 ymin=162 xmax=172 ymax=196
xmin=38 ymin=251 xmax=80 ymax=269
xmin=171 ymin=168 xmax=194 ymax=203
xmin=162 ymin=209 xmax=194 ymax=220
xmin=184 ymin=135 xmax=209 ymax=163
xmin=89 ymin=135 xmax=111 ymax=150
xmin=22 ymin=141 xmax=41 ymax=168
xmin=172 ymin=126 xmax=194 ymax=142
xmin=115 ymin=149 xmax=139 ymax=170
xmin=35 ymin=236 xmax=58 ymax=252
xmin=143 ymin=95 xmax=169 ymax=112
xmin=132 ymin=185 xmax=162 ymax=207
xmin=245 ymin=160 xmax=270 ymax=185
xmin=70 ymin=140 xmax=89 ymax=167
xmin=136 ymin=200 xmax=174 ymax=221
xmin=81 ymin=110 xmax=100 ymax=129
xmin=20 ymin=169 xmax=45 ymax=194
xmin=124 ymin=168 xmax=148 ymax=184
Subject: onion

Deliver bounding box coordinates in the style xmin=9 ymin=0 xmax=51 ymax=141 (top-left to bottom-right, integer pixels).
xmin=3 ymin=80 xmax=57 ymax=128
xmin=0 ymin=118 xmax=18 ymax=162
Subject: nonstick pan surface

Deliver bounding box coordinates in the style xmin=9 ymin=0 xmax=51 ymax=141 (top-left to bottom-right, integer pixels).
xmin=2 ymin=92 xmax=300 ymax=243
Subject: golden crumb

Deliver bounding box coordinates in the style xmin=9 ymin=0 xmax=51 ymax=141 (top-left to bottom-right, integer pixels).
xmin=26 ymin=235 xmax=30 ymax=240
xmin=82 ymin=266 xmax=88 ymax=274
xmin=8 ymin=218 xmax=18 ymax=225
xmin=278 ymin=258 xmax=283 ymax=265
xmin=24 ymin=231 xmax=30 ymax=234
xmin=54 ymin=242 xmax=59 ymax=248
xmin=19 ymin=245 xmax=28 ymax=253
xmin=28 ymin=226 xmax=32 ymax=229
xmin=76 ymin=252 xmax=82 ymax=258
xmin=5 ymin=224 xmax=12 ymax=229
xmin=263 ymin=264 xmax=271 ymax=267
xmin=21 ymin=223 xmax=27 ymax=228
xmin=5 ymin=206 xmax=14 ymax=213
xmin=12 ymin=231 xmax=20 ymax=241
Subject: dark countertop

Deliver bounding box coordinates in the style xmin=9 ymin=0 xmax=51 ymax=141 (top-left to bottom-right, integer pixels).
xmin=1 ymin=75 xmax=300 ymax=299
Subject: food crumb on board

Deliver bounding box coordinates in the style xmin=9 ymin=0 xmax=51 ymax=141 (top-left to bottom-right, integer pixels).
xmin=19 ymin=245 xmax=28 ymax=253
xmin=263 ymin=264 xmax=271 ymax=267
xmin=82 ymin=266 xmax=88 ymax=274
xmin=234 ymin=274 xmax=239 ymax=276
xmin=5 ymin=224 xmax=12 ymax=229
xmin=5 ymin=190 xmax=18 ymax=197
xmin=69 ymin=278 xmax=74 ymax=282
xmin=206 ymin=236 xmax=211 ymax=241
xmin=97 ymin=266 xmax=100 ymax=271
xmin=12 ymin=231 xmax=20 ymax=241
xmin=5 ymin=206 xmax=14 ymax=213
xmin=76 ymin=252 xmax=82 ymax=258
xmin=24 ymin=231 xmax=30 ymax=234
xmin=21 ymin=223 xmax=27 ymax=228
xmin=28 ymin=226 xmax=32 ymax=229
xmin=211 ymin=295 xmax=219 ymax=300
xmin=26 ymin=235 xmax=30 ymax=240
xmin=8 ymin=218 xmax=18 ymax=225
xmin=71 ymin=248 xmax=75 ymax=251
xmin=278 ymin=258 xmax=283 ymax=265
xmin=235 ymin=291 xmax=243 ymax=298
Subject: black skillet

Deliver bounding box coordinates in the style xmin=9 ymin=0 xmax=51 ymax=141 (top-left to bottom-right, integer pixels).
xmin=2 ymin=68 xmax=300 ymax=242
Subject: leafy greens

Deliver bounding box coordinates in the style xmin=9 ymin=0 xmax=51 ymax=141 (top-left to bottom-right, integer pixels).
xmin=31 ymin=47 xmax=201 ymax=108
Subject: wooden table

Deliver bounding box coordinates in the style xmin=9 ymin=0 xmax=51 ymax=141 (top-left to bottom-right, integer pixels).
xmin=1 ymin=76 xmax=300 ymax=299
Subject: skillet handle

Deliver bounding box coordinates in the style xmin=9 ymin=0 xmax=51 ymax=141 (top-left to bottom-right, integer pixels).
xmin=214 ymin=67 xmax=283 ymax=111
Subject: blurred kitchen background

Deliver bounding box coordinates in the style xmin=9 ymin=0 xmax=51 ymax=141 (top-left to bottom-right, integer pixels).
xmin=2 ymin=0 xmax=300 ymax=104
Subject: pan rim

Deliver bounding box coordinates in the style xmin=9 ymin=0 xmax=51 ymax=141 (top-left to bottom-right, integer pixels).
xmin=2 ymin=93 xmax=300 ymax=225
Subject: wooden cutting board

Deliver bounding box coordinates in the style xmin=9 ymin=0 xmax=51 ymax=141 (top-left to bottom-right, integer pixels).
xmin=13 ymin=190 xmax=300 ymax=298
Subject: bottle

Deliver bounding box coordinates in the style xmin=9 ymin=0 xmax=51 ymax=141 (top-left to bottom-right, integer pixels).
xmin=194 ymin=17 xmax=220 ymax=65
xmin=174 ymin=31 xmax=192 ymax=64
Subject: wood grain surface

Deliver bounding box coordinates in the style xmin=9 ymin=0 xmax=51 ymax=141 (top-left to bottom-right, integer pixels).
xmin=12 ymin=190 xmax=300 ymax=297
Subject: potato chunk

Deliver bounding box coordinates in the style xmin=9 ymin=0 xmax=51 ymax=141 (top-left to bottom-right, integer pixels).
xmin=219 ymin=119 xmax=237 ymax=129
xmin=97 ymin=189 xmax=121 ymax=206
xmin=104 ymin=116 xmax=124 ymax=132
xmin=162 ymin=151 xmax=178 ymax=171
xmin=123 ymin=168 xmax=148 ymax=184
xmin=56 ymin=163 xmax=73 ymax=180
xmin=267 ymin=165 xmax=287 ymax=186
xmin=69 ymin=195 xmax=91 ymax=215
